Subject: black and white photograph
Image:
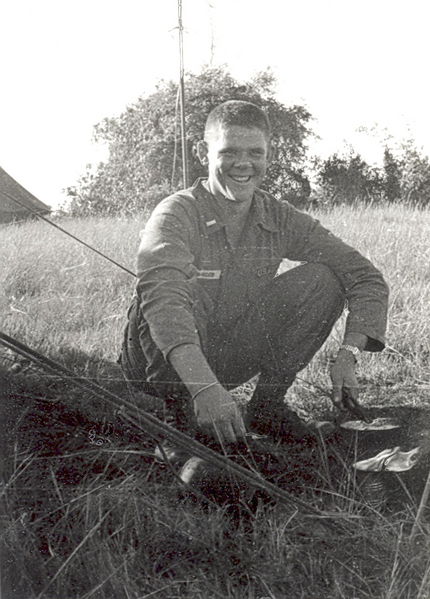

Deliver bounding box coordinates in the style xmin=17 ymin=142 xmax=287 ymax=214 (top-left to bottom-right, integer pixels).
xmin=1 ymin=1 xmax=430 ymax=597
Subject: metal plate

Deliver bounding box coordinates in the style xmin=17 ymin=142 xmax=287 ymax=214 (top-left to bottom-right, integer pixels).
xmin=340 ymin=417 xmax=400 ymax=431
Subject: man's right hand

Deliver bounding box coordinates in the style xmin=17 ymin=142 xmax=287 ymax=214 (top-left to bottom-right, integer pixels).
xmin=193 ymin=384 xmax=246 ymax=445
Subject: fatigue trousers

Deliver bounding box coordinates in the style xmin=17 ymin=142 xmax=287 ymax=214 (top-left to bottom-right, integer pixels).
xmin=120 ymin=263 xmax=345 ymax=434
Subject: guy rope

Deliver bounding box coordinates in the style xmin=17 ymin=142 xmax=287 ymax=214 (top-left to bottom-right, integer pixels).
xmin=0 ymin=330 xmax=349 ymax=531
xmin=1 ymin=190 xmax=136 ymax=277
xmin=0 ymin=191 xmax=348 ymax=530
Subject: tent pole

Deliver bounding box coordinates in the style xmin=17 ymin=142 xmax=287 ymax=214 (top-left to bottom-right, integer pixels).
xmin=178 ymin=0 xmax=189 ymax=188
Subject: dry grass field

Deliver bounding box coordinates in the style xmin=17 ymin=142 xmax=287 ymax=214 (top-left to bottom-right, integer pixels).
xmin=1 ymin=202 xmax=430 ymax=598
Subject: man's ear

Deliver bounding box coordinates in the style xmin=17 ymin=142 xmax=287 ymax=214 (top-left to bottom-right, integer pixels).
xmin=267 ymin=143 xmax=276 ymax=164
xmin=196 ymin=140 xmax=209 ymax=166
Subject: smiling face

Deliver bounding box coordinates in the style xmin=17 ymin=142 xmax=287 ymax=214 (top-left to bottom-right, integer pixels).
xmin=198 ymin=125 xmax=273 ymax=204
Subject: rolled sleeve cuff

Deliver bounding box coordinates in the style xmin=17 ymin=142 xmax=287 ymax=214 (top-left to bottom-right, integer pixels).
xmin=345 ymin=321 xmax=386 ymax=352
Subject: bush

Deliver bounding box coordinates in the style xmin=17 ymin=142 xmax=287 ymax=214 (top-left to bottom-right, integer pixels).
xmin=315 ymin=150 xmax=384 ymax=205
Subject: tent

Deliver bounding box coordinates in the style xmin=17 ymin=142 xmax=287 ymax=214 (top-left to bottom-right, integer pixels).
xmin=0 ymin=166 xmax=51 ymax=224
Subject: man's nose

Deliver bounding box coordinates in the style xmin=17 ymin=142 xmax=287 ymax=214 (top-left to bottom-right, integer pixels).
xmin=234 ymin=153 xmax=252 ymax=167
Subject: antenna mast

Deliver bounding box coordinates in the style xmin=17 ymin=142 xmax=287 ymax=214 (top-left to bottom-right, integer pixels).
xmin=178 ymin=0 xmax=189 ymax=188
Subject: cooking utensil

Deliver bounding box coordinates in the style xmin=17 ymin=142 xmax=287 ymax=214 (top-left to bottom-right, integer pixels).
xmin=341 ymin=417 xmax=400 ymax=431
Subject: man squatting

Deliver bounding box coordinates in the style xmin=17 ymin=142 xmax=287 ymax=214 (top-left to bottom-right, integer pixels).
xmin=120 ymin=100 xmax=389 ymax=448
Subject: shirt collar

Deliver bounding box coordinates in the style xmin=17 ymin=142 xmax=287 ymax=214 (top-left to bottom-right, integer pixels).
xmin=191 ymin=178 xmax=279 ymax=234
xmin=252 ymin=189 xmax=279 ymax=232
xmin=192 ymin=179 xmax=226 ymax=234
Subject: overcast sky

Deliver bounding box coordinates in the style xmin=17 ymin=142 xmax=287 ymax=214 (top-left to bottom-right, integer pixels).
xmin=1 ymin=0 xmax=429 ymax=208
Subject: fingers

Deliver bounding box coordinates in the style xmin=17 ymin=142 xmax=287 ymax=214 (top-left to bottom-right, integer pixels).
xmin=341 ymin=386 xmax=369 ymax=421
xmin=228 ymin=411 xmax=247 ymax=444
xmin=343 ymin=385 xmax=360 ymax=405
xmin=193 ymin=386 xmax=246 ymax=445
xmin=214 ymin=407 xmax=246 ymax=445
xmin=330 ymin=353 xmax=360 ymax=412
xmin=203 ymin=405 xmax=246 ymax=446
xmin=332 ymin=385 xmax=360 ymax=406
xmin=331 ymin=385 xmax=344 ymax=410
xmin=234 ymin=412 xmax=247 ymax=441
xmin=214 ymin=419 xmax=237 ymax=445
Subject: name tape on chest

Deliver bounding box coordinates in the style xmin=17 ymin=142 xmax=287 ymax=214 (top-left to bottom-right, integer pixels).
xmin=197 ymin=270 xmax=222 ymax=280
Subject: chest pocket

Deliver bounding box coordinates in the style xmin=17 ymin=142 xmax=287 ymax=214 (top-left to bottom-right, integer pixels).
xmin=245 ymin=258 xmax=281 ymax=302
xmin=255 ymin=262 xmax=279 ymax=278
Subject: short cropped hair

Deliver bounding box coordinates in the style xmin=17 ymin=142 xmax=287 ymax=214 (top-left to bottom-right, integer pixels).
xmin=204 ymin=100 xmax=271 ymax=141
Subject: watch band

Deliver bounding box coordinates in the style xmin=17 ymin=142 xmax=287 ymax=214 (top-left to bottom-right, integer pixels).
xmin=340 ymin=344 xmax=361 ymax=358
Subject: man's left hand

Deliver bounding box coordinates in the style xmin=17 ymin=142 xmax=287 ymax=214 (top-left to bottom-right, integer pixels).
xmin=330 ymin=349 xmax=360 ymax=412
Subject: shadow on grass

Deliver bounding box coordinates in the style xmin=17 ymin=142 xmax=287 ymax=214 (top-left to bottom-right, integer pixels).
xmin=1 ymin=347 xmax=430 ymax=598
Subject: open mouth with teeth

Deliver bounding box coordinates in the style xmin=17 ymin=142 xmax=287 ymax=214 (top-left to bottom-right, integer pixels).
xmin=229 ymin=175 xmax=252 ymax=183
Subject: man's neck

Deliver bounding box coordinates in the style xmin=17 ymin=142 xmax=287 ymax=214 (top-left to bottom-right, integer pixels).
xmin=222 ymin=196 xmax=253 ymax=220
xmin=221 ymin=197 xmax=253 ymax=250
xmin=203 ymin=180 xmax=253 ymax=220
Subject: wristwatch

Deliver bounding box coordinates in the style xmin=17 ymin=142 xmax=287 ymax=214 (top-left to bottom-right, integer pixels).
xmin=340 ymin=344 xmax=361 ymax=359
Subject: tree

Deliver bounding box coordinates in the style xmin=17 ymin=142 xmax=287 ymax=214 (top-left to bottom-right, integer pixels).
xmin=65 ymin=66 xmax=314 ymax=216
xmin=397 ymin=139 xmax=430 ymax=206
xmin=315 ymin=149 xmax=384 ymax=205
xmin=382 ymin=147 xmax=402 ymax=203
xmin=380 ymin=140 xmax=430 ymax=206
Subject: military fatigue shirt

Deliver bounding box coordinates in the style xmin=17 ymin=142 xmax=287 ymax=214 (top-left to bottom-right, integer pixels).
xmin=136 ymin=179 xmax=388 ymax=359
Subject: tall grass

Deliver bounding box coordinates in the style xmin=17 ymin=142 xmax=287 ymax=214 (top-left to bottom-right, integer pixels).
xmin=287 ymin=202 xmax=430 ymax=418
xmin=0 ymin=215 xmax=140 ymax=364
xmin=1 ymin=203 xmax=429 ymax=386
xmin=1 ymin=203 xmax=430 ymax=598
